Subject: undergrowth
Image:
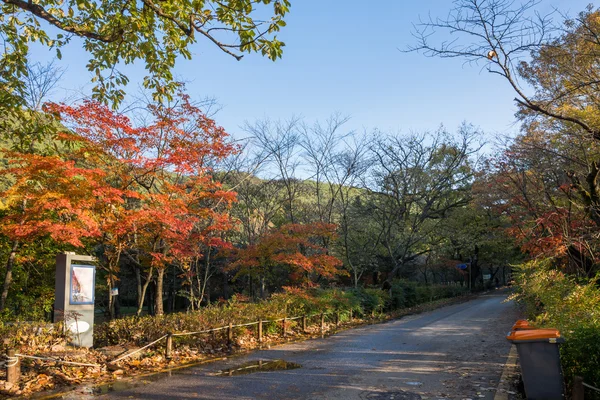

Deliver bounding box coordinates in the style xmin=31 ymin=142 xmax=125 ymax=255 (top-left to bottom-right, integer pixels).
xmin=511 ymin=258 xmax=600 ymax=391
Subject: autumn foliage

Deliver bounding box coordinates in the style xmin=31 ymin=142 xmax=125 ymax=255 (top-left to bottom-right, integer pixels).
xmin=229 ymin=223 xmax=345 ymax=288
xmin=485 ymin=139 xmax=600 ymax=277
xmin=1 ymin=91 xmax=239 ymax=315
xmin=1 ymin=148 xmax=107 ymax=247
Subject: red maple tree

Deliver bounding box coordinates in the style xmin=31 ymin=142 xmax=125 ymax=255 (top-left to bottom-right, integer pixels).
xmin=45 ymin=91 xmax=238 ymax=315
xmin=0 ymin=129 xmax=123 ymax=310
xmin=229 ymin=223 xmax=345 ymax=292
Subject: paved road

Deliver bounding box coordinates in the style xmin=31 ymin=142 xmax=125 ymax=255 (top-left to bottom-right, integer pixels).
xmin=89 ymin=291 xmax=520 ymax=400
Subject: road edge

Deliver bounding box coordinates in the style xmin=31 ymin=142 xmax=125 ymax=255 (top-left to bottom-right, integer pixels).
xmin=494 ymin=344 xmax=518 ymax=400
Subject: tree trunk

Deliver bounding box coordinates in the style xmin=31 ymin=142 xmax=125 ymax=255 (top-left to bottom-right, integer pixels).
xmin=193 ymin=256 xmax=201 ymax=309
xmin=135 ymin=265 xmax=142 ymax=309
xmin=469 ymin=246 xmax=480 ymax=290
xmin=260 ymin=275 xmax=266 ymax=299
xmin=0 ymin=240 xmax=19 ymax=311
xmin=107 ymin=250 xmax=122 ymax=320
xmin=136 ymin=266 xmax=153 ymax=316
xmin=199 ymin=249 xmax=212 ymax=306
xmin=108 ymin=276 xmax=115 ymax=320
xmin=155 ymin=268 xmax=165 ymax=315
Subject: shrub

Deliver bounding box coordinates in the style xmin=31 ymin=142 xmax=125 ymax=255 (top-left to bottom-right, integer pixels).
xmin=389 ymin=280 xmax=467 ymax=310
xmin=92 ymin=283 xmax=468 ymax=348
xmin=560 ymin=326 xmax=600 ymax=390
xmin=347 ymin=288 xmax=389 ymax=316
xmin=0 ymin=287 xmax=55 ymax=323
xmin=416 ymin=285 xmax=433 ymax=304
xmin=389 ymin=281 xmax=407 ymax=309
xmin=511 ymin=259 xmax=600 ymax=388
xmin=393 ymin=280 xmax=418 ymax=307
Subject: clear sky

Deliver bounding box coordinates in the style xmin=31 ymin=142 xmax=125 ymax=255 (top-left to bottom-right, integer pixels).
xmin=32 ymin=0 xmax=593 ymax=142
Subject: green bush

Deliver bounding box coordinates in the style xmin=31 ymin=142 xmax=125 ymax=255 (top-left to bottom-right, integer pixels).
xmin=347 ymin=288 xmax=389 ymax=316
xmin=0 ymin=287 xmax=55 ymax=323
xmin=0 ymin=281 xmax=467 ymax=354
xmin=95 ymin=288 xmax=361 ymax=347
xmin=389 ymin=281 xmax=407 ymax=309
xmin=560 ymin=326 xmax=600 ymax=390
xmin=511 ymin=259 xmax=600 ymax=388
xmin=389 ymin=280 xmax=467 ymax=310
xmin=416 ymin=285 xmax=433 ymax=304
xmin=393 ymin=280 xmax=418 ymax=307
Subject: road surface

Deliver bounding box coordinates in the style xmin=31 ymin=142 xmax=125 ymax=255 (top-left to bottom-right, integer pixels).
xmin=80 ymin=291 xmax=520 ymax=399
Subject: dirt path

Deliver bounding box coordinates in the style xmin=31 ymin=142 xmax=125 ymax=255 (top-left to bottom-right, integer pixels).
xmin=66 ymin=290 xmax=521 ymax=400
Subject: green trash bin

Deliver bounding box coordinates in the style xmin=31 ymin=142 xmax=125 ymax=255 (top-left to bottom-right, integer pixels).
xmin=506 ymin=328 xmax=565 ymax=400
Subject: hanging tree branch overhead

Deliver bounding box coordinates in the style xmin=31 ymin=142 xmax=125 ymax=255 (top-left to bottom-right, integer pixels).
xmin=0 ymin=0 xmax=290 ymax=107
xmin=406 ymin=0 xmax=599 ymax=135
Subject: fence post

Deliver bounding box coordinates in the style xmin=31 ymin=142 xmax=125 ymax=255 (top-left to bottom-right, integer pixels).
xmin=282 ymin=317 xmax=287 ymax=337
xmin=335 ymin=312 xmax=340 ymax=328
xmin=302 ymin=315 xmax=307 ymax=333
xmin=320 ymin=313 xmax=325 ymax=334
xmin=6 ymin=349 xmax=20 ymax=385
xmin=258 ymin=320 xmax=263 ymax=343
xmin=228 ymin=322 xmax=233 ymax=346
xmin=349 ymin=309 xmax=353 ymax=321
xmin=572 ymin=376 xmax=584 ymax=400
xmin=165 ymin=333 xmax=173 ymax=360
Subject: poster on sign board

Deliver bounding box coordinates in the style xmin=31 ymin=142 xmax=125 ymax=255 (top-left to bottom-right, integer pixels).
xmin=70 ymin=264 xmax=95 ymax=305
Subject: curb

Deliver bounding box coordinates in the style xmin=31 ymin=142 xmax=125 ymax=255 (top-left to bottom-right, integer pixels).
xmin=494 ymin=345 xmax=518 ymax=400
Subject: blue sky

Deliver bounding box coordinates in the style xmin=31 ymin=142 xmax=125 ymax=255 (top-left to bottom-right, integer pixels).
xmin=33 ymin=0 xmax=593 ymax=142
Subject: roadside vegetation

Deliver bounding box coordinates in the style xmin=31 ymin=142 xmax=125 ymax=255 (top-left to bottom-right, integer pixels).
xmin=511 ymin=260 xmax=600 ymax=389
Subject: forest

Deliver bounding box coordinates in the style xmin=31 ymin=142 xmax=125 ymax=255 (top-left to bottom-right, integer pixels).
xmin=1 ymin=86 xmax=513 ymax=320
xmin=1 ymin=0 xmax=600 ymax=389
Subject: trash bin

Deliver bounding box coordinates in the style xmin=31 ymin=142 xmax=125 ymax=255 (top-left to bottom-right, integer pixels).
xmin=512 ymin=319 xmax=534 ymax=330
xmin=506 ymin=328 xmax=565 ymax=400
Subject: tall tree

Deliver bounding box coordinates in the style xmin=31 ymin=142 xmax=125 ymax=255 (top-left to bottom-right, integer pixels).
xmin=49 ymin=90 xmax=238 ymax=315
xmin=367 ymin=126 xmax=481 ymax=285
xmin=299 ymin=114 xmax=351 ymax=228
xmin=0 ymin=132 xmax=119 ymax=311
xmin=246 ymin=117 xmax=303 ymax=225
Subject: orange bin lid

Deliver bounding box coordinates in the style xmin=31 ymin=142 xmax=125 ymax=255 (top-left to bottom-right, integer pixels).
xmin=512 ymin=319 xmax=534 ymax=330
xmin=506 ymin=328 xmax=562 ymax=342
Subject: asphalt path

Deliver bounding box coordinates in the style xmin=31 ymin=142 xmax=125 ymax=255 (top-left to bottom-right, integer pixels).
xmin=87 ymin=291 xmax=520 ymax=400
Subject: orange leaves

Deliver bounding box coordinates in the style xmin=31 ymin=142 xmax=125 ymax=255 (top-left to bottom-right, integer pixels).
xmin=487 ymin=139 xmax=600 ymax=273
xmin=48 ymin=92 xmax=238 ymax=177
xmin=230 ymin=223 xmax=345 ymax=287
xmin=3 ymin=89 xmax=239 ymax=275
xmin=1 ymin=150 xmax=109 ymax=247
xmin=45 ymin=91 xmax=239 ymax=260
